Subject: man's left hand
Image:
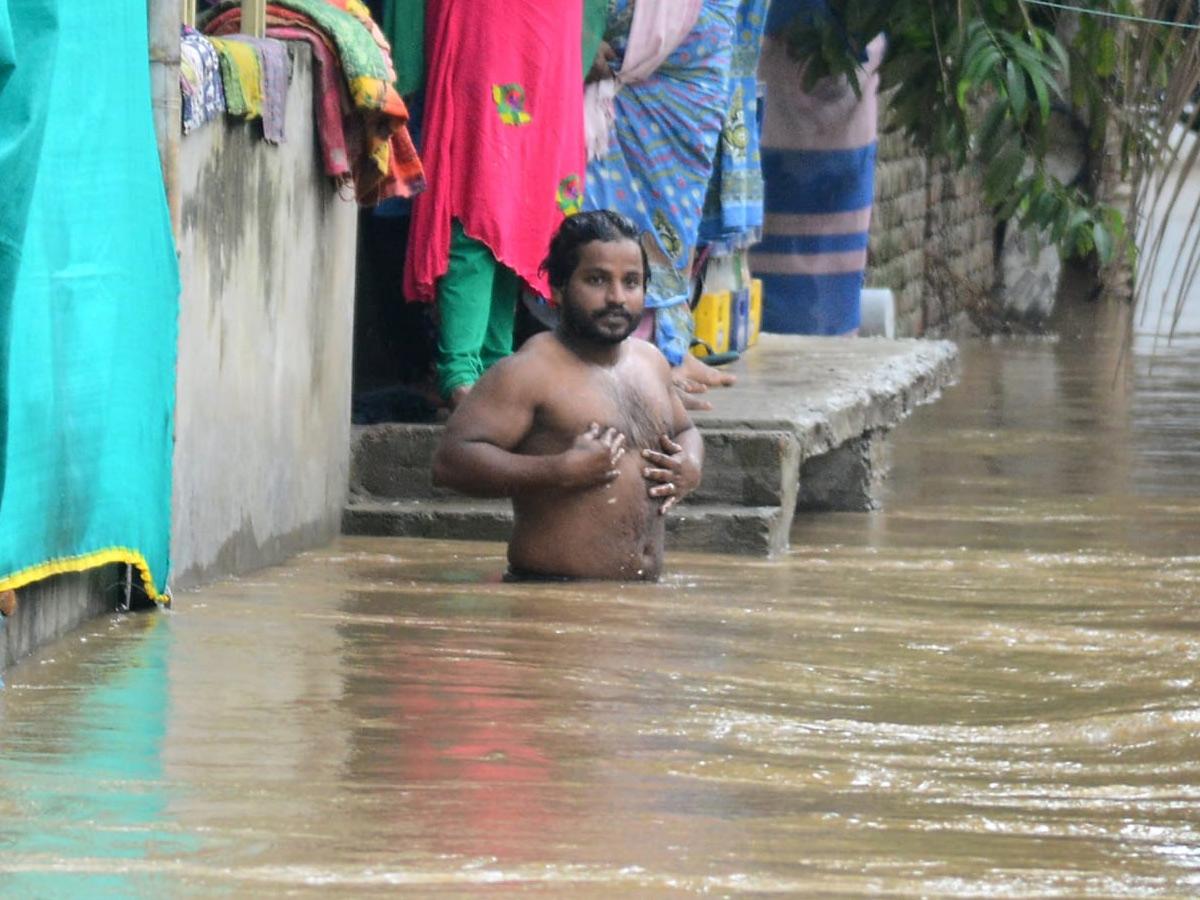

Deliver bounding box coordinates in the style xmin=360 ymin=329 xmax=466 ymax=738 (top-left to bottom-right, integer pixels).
xmin=642 ymin=434 xmax=690 ymax=515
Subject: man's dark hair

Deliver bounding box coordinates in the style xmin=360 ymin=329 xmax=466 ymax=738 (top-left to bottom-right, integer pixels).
xmin=540 ymin=210 xmax=651 ymax=291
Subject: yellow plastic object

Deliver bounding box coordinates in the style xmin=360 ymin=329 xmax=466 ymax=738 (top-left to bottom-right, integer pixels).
xmin=748 ymin=278 xmax=763 ymax=347
xmin=691 ymin=291 xmax=731 ymax=357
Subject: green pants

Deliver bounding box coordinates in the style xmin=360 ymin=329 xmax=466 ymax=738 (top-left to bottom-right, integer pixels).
xmin=436 ymin=220 xmax=519 ymax=399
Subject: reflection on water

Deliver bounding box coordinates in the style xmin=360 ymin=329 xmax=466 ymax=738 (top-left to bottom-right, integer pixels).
xmin=0 ymin=615 xmax=198 ymax=899
xmin=2 ymin=301 xmax=1200 ymax=898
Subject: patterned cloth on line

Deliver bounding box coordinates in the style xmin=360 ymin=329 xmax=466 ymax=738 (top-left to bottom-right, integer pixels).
xmin=698 ymin=0 xmax=770 ymax=249
xmin=207 ymin=34 xmax=289 ymax=142
xmin=180 ymin=26 xmax=226 ymax=133
xmin=268 ymin=25 xmax=352 ymax=176
xmin=208 ymin=35 xmax=263 ymax=118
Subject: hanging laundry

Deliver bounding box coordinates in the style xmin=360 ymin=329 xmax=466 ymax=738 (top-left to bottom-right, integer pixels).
xmin=202 ymin=0 xmax=424 ymax=204
xmin=244 ymin=36 xmax=291 ymax=143
xmin=268 ymin=26 xmax=352 ymax=176
xmin=180 ymin=26 xmax=226 ymax=133
xmin=750 ymin=17 xmax=886 ymax=336
xmin=208 ymin=35 xmax=264 ymax=118
xmin=1 ymin=0 xmax=180 ymax=602
xmin=207 ymin=34 xmax=291 ymax=143
xmin=699 ymin=0 xmax=771 ymax=248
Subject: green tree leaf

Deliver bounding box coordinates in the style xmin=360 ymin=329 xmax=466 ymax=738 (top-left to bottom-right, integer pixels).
xmin=1006 ymin=58 xmax=1029 ymax=123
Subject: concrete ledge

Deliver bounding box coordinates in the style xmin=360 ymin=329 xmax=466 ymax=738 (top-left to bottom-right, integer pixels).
xmin=350 ymin=424 xmax=446 ymax=501
xmin=799 ymin=430 xmax=891 ymax=512
xmin=688 ymin=429 xmax=800 ymax=507
xmin=350 ymin=425 xmax=804 ymax=508
xmin=688 ymin=335 xmax=959 ymax=457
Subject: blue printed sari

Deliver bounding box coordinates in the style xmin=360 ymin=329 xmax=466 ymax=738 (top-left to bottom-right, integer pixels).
xmin=583 ymin=0 xmax=736 ymax=364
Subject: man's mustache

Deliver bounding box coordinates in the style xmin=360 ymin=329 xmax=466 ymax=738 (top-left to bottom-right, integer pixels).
xmin=593 ymin=307 xmax=633 ymax=322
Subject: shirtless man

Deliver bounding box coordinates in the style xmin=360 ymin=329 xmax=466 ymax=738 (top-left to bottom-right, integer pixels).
xmin=431 ymin=210 xmax=704 ymax=581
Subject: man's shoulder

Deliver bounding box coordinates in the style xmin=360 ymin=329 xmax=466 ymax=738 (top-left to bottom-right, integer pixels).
xmin=488 ymin=333 xmax=559 ymax=373
xmin=472 ymin=333 xmax=563 ymax=395
xmin=624 ymin=335 xmax=672 ymax=371
xmin=515 ymin=331 xmax=563 ymax=359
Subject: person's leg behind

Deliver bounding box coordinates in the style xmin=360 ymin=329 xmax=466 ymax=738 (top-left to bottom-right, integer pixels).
xmin=437 ymin=220 xmax=498 ymax=402
xmin=480 ymin=262 xmax=518 ymax=371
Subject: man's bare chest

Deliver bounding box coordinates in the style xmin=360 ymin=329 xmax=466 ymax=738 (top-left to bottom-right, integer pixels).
xmin=533 ymin=369 xmax=672 ymax=452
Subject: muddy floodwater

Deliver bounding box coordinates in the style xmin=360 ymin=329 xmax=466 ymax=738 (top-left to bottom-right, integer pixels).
xmin=2 ymin=301 xmax=1200 ymax=899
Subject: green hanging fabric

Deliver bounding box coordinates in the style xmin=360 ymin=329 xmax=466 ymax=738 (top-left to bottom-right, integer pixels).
xmin=383 ymin=0 xmax=424 ymax=96
xmin=582 ymin=0 xmax=608 ymax=79
xmin=0 ymin=0 xmax=180 ymax=599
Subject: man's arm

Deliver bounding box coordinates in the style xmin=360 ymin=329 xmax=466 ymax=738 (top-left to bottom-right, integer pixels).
xmin=431 ymin=357 xmax=626 ymax=498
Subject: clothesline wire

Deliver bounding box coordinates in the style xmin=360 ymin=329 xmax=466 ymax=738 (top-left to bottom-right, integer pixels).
xmin=1021 ymin=0 xmax=1200 ymax=31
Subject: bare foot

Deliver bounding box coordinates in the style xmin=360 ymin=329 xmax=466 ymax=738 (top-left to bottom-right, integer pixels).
xmin=676 ymin=352 xmax=737 ymax=388
xmin=675 ymin=387 xmax=713 ymax=411
xmin=672 ymin=374 xmax=708 ymax=395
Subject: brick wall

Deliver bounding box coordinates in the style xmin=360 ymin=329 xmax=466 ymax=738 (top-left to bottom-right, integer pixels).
xmin=867 ymin=119 xmax=996 ymax=336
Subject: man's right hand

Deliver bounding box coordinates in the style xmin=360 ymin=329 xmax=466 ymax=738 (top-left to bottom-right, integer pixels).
xmin=562 ymin=423 xmax=626 ymax=488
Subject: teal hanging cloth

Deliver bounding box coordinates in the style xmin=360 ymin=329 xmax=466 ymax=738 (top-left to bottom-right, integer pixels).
xmin=0 ymin=0 xmax=180 ymax=599
xmin=0 ymin=0 xmax=61 ymax=484
xmin=0 ymin=0 xmax=18 ymax=92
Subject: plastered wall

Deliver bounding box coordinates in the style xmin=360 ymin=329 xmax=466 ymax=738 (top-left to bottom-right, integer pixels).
xmin=172 ymin=45 xmax=358 ymax=587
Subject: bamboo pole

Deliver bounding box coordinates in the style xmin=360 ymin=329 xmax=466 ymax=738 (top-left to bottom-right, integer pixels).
xmin=241 ymin=0 xmax=266 ymax=37
xmin=148 ymin=0 xmax=182 ymax=242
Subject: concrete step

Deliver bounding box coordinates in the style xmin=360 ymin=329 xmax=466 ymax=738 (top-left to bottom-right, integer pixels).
xmin=349 ymin=423 xmax=443 ymax=502
xmin=342 ymin=497 xmax=788 ymax=556
xmin=667 ymin=503 xmax=789 ymax=556
xmin=343 ymin=496 xmax=512 ymax=542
